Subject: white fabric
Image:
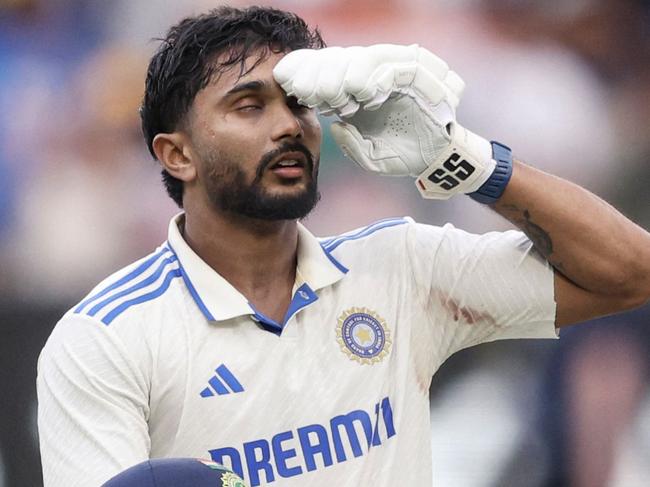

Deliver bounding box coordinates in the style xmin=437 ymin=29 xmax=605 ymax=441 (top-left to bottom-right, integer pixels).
xmin=37 ymin=214 xmax=556 ymax=487
xmin=272 ymin=44 xmax=464 ymax=117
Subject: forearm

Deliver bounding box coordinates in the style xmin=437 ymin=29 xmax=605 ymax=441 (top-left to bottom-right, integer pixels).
xmin=492 ymin=160 xmax=650 ymax=303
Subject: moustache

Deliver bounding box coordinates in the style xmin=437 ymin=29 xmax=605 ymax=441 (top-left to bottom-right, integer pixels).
xmin=255 ymin=142 xmax=316 ymax=181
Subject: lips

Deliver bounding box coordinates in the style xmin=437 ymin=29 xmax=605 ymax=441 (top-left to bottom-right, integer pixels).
xmin=268 ymin=151 xmax=308 ymax=179
xmin=268 ymin=151 xmax=307 ymax=170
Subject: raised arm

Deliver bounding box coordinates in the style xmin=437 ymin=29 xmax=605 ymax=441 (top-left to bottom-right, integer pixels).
xmin=492 ymin=160 xmax=650 ymax=326
xmin=273 ymin=44 xmax=650 ymax=327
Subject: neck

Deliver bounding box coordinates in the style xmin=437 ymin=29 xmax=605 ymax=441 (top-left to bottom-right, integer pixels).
xmin=182 ymin=203 xmax=299 ymax=301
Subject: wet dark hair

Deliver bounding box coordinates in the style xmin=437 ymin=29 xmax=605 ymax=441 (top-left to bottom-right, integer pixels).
xmin=140 ymin=6 xmax=325 ymax=207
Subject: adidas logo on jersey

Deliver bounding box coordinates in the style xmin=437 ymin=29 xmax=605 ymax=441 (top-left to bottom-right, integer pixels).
xmin=200 ymin=364 xmax=245 ymax=397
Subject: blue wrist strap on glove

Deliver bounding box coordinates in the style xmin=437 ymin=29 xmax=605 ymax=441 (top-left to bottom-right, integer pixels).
xmin=469 ymin=141 xmax=513 ymax=204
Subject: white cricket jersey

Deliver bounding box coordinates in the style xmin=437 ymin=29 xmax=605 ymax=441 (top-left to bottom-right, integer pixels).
xmin=37 ymin=214 xmax=557 ymax=487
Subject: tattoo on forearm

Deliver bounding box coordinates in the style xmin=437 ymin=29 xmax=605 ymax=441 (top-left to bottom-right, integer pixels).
xmin=496 ymin=204 xmax=564 ymax=270
xmin=521 ymin=210 xmax=552 ymax=255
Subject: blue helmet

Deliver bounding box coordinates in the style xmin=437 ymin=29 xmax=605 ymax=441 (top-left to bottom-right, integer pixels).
xmin=102 ymin=458 xmax=248 ymax=487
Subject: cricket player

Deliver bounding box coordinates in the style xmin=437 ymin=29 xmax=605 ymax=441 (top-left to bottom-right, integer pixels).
xmin=37 ymin=5 xmax=650 ymax=487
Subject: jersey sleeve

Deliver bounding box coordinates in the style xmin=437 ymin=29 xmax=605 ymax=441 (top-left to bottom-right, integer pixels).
xmin=37 ymin=314 xmax=151 ymax=487
xmin=406 ymin=222 xmax=557 ymax=363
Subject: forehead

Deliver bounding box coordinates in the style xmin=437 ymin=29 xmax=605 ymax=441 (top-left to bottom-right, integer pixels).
xmin=209 ymin=49 xmax=286 ymax=95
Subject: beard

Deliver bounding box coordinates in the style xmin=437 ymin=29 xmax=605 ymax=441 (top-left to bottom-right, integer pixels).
xmin=200 ymin=141 xmax=320 ymax=221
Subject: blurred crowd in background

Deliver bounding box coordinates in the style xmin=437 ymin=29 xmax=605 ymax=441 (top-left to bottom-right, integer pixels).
xmin=1 ymin=0 xmax=649 ymax=486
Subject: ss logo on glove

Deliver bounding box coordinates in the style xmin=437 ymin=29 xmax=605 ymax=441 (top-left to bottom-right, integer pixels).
xmin=426 ymin=153 xmax=476 ymax=190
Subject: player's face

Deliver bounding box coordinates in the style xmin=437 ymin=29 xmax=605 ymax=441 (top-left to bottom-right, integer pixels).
xmin=187 ymin=50 xmax=322 ymax=220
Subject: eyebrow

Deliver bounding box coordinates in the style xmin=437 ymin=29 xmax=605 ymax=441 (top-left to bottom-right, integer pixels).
xmin=224 ymin=79 xmax=267 ymax=97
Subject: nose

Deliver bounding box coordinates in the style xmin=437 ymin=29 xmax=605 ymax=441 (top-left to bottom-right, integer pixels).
xmin=271 ymin=101 xmax=304 ymax=141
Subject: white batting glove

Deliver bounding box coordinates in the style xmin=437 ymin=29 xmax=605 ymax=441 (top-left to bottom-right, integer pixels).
xmin=273 ymin=44 xmax=499 ymax=200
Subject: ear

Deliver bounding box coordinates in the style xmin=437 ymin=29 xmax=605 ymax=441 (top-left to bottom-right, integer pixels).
xmin=152 ymin=132 xmax=197 ymax=183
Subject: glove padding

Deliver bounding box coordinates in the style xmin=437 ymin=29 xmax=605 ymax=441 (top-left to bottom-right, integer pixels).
xmin=273 ymin=44 xmax=496 ymax=200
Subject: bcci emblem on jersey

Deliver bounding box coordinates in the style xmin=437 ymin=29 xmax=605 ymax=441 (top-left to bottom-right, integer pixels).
xmin=336 ymin=307 xmax=392 ymax=364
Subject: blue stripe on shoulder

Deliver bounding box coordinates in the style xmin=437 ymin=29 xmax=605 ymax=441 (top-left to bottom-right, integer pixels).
xmin=86 ymin=254 xmax=178 ymax=317
xmin=101 ymin=267 xmax=182 ymax=325
xmin=74 ymin=246 xmax=170 ymax=314
xmin=323 ymin=218 xmax=409 ymax=252
xmin=320 ymin=217 xmax=407 ymax=248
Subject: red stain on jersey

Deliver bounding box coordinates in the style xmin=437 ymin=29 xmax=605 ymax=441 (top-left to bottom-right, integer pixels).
xmin=435 ymin=290 xmax=498 ymax=327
